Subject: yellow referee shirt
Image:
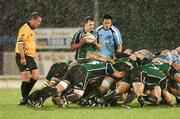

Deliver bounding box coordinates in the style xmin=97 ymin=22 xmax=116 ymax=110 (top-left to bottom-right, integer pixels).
xmin=15 ymin=23 xmax=36 ymax=57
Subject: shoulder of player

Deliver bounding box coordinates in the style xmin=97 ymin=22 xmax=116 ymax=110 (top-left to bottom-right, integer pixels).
xmin=91 ymin=30 xmax=99 ymax=37
xmin=19 ymin=23 xmax=31 ymax=32
xmin=95 ymin=25 xmax=103 ymax=31
xmin=72 ymin=29 xmax=84 ymax=40
xmin=111 ymin=25 xmax=120 ymax=33
xmin=74 ymin=28 xmax=84 ymax=35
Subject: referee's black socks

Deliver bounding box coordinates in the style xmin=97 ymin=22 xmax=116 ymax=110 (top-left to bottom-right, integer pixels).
xmin=27 ymin=78 xmax=37 ymax=96
xmin=21 ymin=78 xmax=37 ymax=101
xmin=21 ymin=81 xmax=30 ymax=101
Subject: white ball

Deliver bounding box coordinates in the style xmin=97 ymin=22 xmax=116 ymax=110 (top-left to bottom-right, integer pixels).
xmin=83 ymin=34 xmax=96 ymax=43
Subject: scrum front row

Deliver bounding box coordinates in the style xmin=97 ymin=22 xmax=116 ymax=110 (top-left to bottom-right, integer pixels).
xmin=28 ymin=47 xmax=180 ymax=108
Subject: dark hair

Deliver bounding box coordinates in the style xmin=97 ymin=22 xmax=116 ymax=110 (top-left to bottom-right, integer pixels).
xmin=103 ymin=14 xmax=112 ymax=20
xmin=29 ymin=12 xmax=41 ymax=20
xmin=84 ymin=16 xmax=94 ymax=24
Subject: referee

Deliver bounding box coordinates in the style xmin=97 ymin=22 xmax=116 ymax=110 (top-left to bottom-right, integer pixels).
xmin=15 ymin=12 xmax=42 ymax=105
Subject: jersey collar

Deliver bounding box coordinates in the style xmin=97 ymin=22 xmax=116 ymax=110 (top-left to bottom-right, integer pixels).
xmin=27 ymin=22 xmax=35 ymax=30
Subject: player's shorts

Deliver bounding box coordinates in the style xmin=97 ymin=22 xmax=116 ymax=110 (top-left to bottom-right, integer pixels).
xmin=121 ymin=68 xmax=141 ymax=85
xmin=15 ymin=53 xmax=38 ymax=72
xmin=62 ymin=65 xmax=88 ymax=90
xmin=169 ymin=80 xmax=180 ymax=89
xmin=46 ymin=62 xmax=69 ymax=81
xmin=141 ymin=72 xmax=168 ymax=90
xmin=62 ymin=64 xmax=104 ymax=91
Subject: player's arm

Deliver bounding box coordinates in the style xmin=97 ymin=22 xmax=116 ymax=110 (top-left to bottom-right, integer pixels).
xmin=86 ymin=51 xmax=114 ymax=62
xmin=113 ymin=27 xmax=123 ymax=53
xmin=17 ymin=28 xmax=28 ymax=65
xmin=70 ymin=37 xmax=86 ymax=49
xmin=70 ymin=31 xmax=86 ymax=49
xmin=116 ymin=44 xmax=122 ymax=53
xmin=18 ymin=36 xmax=26 ymax=65
xmin=93 ymin=40 xmax=101 ymax=50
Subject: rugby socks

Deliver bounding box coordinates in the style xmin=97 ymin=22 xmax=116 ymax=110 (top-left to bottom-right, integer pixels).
xmin=84 ymin=89 xmax=101 ymax=100
xmin=66 ymin=93 xmax=78 ymax=103
xmin=176 ymin=95 xmax=180 ymax=104
xmin=102 ymin=91 xmax=116 ymax=102
xmin=21 ymin=81 xmax=30 ymax=101
xmin=137 ymin=96 xmax=146 ymax=107
xmin=28 ymin=87 xmax=50 ymax=102
xmin=26 ymin=78 xmax=37 ymax=96
xmin=123 ymin=90 xmax=137 ymax=105
xmin=143 ymin=95 xmax=158 ymax=104
xmin=20 ymin=78 xmax=37 ymax=104
xmin=40 ymin=88 xmax=58 ymax=101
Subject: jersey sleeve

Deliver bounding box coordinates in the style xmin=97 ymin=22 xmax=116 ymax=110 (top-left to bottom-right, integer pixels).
xmin=17 ymin=26 xmax=29 ymax=43
xmin=93 ymin=31 xmax=100 ymax=43
xmin=106 ymin=63 xmax=116 ymax=76
xmin=112 ymin=26 xmax=123 ymax=45
xmin=71 ymin=30 xmax=81 ymax=44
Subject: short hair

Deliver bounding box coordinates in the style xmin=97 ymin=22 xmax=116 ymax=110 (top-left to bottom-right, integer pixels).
xmin=29 ymin=12 xmax=41 ymax=20
xmin=84 ymin=16 xmax=94 ymax=24
xmin=103 ymin=14 xmax=112 ymax=20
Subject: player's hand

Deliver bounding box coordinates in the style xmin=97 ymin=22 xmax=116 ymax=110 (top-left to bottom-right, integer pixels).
xmin=20 ymin=57 xmax=26 ymax=65
xmin=80 ymin=37 xmax=86 ymax=45
xmin=92 ymin=40 xmax=98 ymax=45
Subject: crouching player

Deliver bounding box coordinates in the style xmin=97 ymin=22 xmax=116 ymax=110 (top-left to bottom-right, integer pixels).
xmin=28 ymin=61 xmax=71 ymax=106
xmin=32 ymin=58 xmax=126 ymax=108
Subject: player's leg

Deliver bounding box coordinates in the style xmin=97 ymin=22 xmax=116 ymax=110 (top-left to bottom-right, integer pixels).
xmin=132 ymin=82 xmax=146 ymax=107
xmin=49 ymin=77 xmax=61 ymax=87
xmin=41 ymin=63 xmax=55 ymax=88
xmin=19 ymin=71 xmax=31 ymax=105
xmin=174 ymin=73 xmax=180 ymax=83
xmin=99 ymin=76 xmax=115 ymax=94
xmin=86 ymin=77 xmax=115 ymax=106
xmin=16 ymin=54 xmax=36 ymax=105
xmin=97 ymin=81 xmax=130 ymax=106
xmin=35 ymin=65 xmax=76 ymax=107
xmin=170 ymin=83 xmax=180 ymax=104
xmin=145 ymin=86 xmax=161 ymax=105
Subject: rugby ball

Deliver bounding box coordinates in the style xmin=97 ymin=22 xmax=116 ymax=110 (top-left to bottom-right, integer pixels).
xmin=83 ymin=34 xmax=96 ymax=43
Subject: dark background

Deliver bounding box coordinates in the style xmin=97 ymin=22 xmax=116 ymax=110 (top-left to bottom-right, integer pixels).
xmin=0 ymin=0 xmax=179 ymax=52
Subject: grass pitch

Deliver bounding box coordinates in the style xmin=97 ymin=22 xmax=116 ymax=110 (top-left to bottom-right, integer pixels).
xmin=0 ymin=89 xmax=180 ymax=119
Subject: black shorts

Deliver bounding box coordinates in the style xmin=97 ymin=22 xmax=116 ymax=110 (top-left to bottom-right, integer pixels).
xmin=169 ymin=80 xmax=180 ymax=89
xmin=142 ymin=73 xmax=168 ymax=90
xmin=15 ymin=53 xmax=38 ymax=72
xmin=122 ymin=68 xmax=141 ymax=85
xmin=46 ymin=62 xmax=69 ymax=81
xmin=63 ymin=65 xmax=88 ymax=90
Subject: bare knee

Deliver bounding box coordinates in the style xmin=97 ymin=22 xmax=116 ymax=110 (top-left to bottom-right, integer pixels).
xmin=132 ymin=82 xmax=144 ymax=97
xmin=32 ymin=74 xmax=40 ymax=80
xmin=151 ymin=86 xmax=161 ymax=102
xmin=116 ymin=81 xmax=130 ymax=95
xmin=99 ymin=86 xmax=109 ymax=94
xmin=31 ymin=69 xmax=40 ymax=80
xmin=21 ymin=71 xmax=31 ymax=81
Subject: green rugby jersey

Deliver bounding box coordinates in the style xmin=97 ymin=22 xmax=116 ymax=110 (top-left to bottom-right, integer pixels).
xmin=116 ymin=57 xmax=141 ymax=71
xmin=71 ymin=29 xmax=99 ymax=59
xmin=78 ymin=59 xmax=116 ymax=77
xmin=78 ymin=44 xmax=97 ymax=59
xmin=142 ymin=62 xmax=171 ymax=80
xmin=144 ymin=53 xmax=156 ymax=60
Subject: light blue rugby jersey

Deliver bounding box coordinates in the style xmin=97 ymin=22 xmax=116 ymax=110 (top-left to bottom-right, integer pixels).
xmin=96 ymin=25 xmax=123 ymax=57
xmin=161 ymin=52 xmax=180 ymax=64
